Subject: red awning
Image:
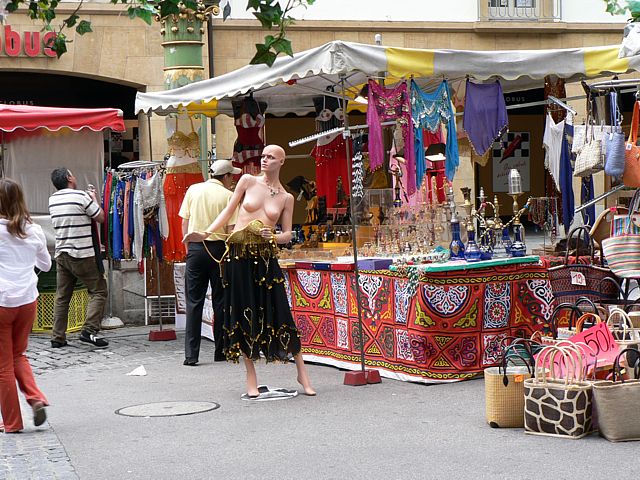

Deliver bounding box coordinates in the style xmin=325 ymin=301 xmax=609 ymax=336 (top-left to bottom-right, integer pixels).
xmin=0 ymin=104 xmax=126 ymax=133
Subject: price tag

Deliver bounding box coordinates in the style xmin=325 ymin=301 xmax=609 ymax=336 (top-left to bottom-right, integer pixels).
xmin=513 ymin=374 xmax=525 ymax=383
xmin=570 ymin=271 xmax=586 ymax=286
xmin=535 ymin=323 xmax=619 ymax=377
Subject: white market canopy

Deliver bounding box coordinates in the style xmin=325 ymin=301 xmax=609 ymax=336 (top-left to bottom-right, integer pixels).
xmin=135 ymin=40 xmax=640 ymax=117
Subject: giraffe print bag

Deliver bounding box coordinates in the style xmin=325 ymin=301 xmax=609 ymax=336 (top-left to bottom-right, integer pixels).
xmin=524 ymin=345 xmax=594 ymax=439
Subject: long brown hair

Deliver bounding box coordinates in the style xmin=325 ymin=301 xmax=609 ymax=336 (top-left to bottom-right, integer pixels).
xmin=0 ymin=178 xmax=32 ymax=238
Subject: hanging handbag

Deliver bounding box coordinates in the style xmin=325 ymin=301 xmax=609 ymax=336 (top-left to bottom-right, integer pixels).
xmin=548 ymin=226 xmax=620 ymax=304
xmin=484 ymin=344 xmax=534 ymax=428
xmin=575 ymin=120 xmax=604 ymax=177
xmin=602 ymin=189 xmax=640 ymax=279
xmin=524 ymin=345 xmax=594 ymax=438
xmin=624 ymin=101 xmax=640 ymax=188
xmin=604 ymin=91 xmax=626 ymax=178
xmin=592 ymin=348 xmax=640 ymax=442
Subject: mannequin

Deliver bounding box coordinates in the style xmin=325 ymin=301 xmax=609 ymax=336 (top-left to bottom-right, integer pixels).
xmin=163 ymin=123 xmax=204 ymax=262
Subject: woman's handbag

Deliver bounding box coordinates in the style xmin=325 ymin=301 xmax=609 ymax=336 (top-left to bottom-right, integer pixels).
xmin=524 ymin=345 xmax=594 ymax=439
xmin=557 ymin=312 xmax=602 ymax=340
xmin=575 ymin=121 xmax=604 ymax=177
xmin=602 ymin=190 xmax=640 ymax=279
xmin=604 ymin=91 xmax=626 ymax=178
xmin=548 ymin=226 xmax=620 ymax=305
xmin=485 ymin=345 xmax=534 ymax=428
xmin=606 ymin=308 xmax=640 ymax=350
xmin=624 ymin=101 xmax=640 ymax=188
xmin=592 ymin=348 xmax=640 ymax=442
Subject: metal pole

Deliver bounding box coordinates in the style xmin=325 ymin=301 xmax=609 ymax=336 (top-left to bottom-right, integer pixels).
xmin=147 ymin=113 xmax=163 ymax=330
xmin=340 ymin=74 xmax=366 ymax=374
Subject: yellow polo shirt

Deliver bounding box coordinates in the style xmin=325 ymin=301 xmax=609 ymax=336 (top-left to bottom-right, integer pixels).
xmin=178 ymin=179 xmax=237 ymax=241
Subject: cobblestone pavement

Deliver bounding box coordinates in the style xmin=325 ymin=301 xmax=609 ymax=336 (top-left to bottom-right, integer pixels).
xmin=0 ymin=326 xmax=186 ymax=480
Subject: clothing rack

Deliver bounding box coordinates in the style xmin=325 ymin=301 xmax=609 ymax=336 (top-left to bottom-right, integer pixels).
xmin=574 ymin=184 xmax=628 ymax=214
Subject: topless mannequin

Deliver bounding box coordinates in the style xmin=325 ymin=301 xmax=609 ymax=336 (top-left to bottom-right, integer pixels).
xmin=184 ymin=145 xmax=315 ymax=397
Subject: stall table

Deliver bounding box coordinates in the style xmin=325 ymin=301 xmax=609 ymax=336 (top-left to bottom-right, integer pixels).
xmin=283 ymin=256 xmax=551 ymax=383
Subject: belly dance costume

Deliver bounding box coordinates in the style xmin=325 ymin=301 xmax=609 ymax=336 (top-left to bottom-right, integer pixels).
xmin=221 ymin=220 xmax=301 ymax=362
xmin=163 ymin=131 xmax=204 ymax=262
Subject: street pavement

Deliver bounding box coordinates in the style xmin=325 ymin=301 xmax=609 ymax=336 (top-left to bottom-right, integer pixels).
xmin=2 ymin=325 xmax=640 ymax=480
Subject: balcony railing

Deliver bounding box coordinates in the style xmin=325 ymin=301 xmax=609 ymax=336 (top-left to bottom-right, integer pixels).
xmin=479 ymin=0 xmax=562 ymax=21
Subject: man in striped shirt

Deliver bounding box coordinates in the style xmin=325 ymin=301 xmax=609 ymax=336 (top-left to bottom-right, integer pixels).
xmin=48 ymin=168 xmax=109 ymax=349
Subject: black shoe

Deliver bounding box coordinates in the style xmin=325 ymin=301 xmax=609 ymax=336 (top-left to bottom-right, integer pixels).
xmin=32 ymin=402 xmax=47 ymax=427
xmin=50 ymin=340 xmax=68 ymax=348
xmin=183 ymin=359 xmax=198 ymax=366
xmin=214 ymin=353 xmax=226 ymax=362
xmin=78 ymin=331 xmax=109 ymax=348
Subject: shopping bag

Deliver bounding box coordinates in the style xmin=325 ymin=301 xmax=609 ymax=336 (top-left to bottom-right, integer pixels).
xmin=485 ymin=345 xmax=533 ymax=428
xmin=524 ymin=345 xmax=594 ymax=439
xmin=592 ymin=348 xmax=640 ymax=442
xmin=624 ymin=101 xmax=640 ymax=187
xmin=602 ymin=190 xmax=640 ymax=279
xmin=604 ymin=91 xmax=626 ymax=178
xmin=548 ymin=226 xmax=619 ymax=304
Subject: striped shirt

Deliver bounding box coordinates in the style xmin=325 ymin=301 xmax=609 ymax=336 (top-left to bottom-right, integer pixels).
xmin=48 ymin=189 xmax=101 ymax=259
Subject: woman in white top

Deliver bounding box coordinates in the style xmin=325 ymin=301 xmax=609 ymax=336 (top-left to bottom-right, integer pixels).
xmin=0 ymin=178 xmax=51 ymax=433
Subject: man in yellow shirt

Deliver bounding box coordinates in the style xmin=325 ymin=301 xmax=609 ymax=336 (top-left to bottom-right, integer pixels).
xmin=179 ymin=159 xmax=240 ymax=366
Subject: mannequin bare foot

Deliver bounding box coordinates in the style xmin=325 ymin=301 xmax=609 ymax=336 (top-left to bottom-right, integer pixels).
xmin=243 ymin=355 xmax=259 ymax=397
xmin=297 ymin=376 xmax=316 ymax=396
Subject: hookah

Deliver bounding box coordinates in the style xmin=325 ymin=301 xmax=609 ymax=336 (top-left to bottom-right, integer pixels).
xmin=446 ymin=186 xmax=466 ymax=260
xmin=508 ymin=169 xmax=529 ymax=258
xmin=464 ymin=204 xmax=482 ymax=262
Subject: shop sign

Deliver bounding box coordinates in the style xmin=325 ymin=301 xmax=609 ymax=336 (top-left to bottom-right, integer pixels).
xmin=0 ymin=25 xmax=57 ymax=58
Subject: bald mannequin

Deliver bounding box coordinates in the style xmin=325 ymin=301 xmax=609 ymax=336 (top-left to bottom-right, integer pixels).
xmin=183 ymin=145 xmax=315 ymax=397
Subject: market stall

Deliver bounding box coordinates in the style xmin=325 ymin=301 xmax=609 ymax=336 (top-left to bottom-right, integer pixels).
xmin=134 ymin=40 xmax=639 ymax=382
xmin=0 ymin=104 xmax=126 ymax=332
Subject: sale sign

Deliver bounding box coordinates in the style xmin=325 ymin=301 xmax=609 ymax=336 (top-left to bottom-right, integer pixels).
xmin=534 ymin=323 xmax=620 ymax=378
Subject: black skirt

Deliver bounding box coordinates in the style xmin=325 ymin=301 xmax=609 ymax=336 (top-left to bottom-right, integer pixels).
xmin=222 ymin=230 xmax=301 ymax=362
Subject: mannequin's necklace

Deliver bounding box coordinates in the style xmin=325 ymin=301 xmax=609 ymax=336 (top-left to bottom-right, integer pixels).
xmin=265 ymin=180 xmax=280 ymax=197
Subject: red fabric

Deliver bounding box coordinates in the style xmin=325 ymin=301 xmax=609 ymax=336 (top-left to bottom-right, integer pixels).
xmin=0 ymin=302 xmax=48 ymax=433
xmin=0 ymin=104 xmax=125 ymax=135
xmin=162 ymin=172 xmax=204 ymax=262
xmin=286 ymin=263 xmax=548 ymax=383
xmin=311 ymin=134 xmax=351 ymax=208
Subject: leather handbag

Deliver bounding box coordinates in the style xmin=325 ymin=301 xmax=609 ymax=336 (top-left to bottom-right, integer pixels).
xmin=604 ymin=91 xmax=626 ymax=178
xmin=548 ymin=226 xmax=620 ymax=305
xmin=624 ymin=101 xmax=640 ymax=187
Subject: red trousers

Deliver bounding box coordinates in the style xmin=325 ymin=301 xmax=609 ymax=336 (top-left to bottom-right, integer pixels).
xmin=0 ymin=301 xmax=48 ymax=432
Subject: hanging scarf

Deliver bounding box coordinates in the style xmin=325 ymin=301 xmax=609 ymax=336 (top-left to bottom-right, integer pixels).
xmin=411 ymin=79 xmax=459 ymax=183
xmin=463 ymin=80 xmax=509 ymax=157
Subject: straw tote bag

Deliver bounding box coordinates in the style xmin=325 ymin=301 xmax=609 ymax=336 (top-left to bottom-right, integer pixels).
xmin=575 ymin=121 xmax=604 ymax=177
xmin=524 ymin=345 xmax=594 ymax=439
xmin=602 ymin=190 xmax=640 ymax=279
xmin=592 ymin=348 xmax=640 ymax=442
xmin=624 ymin=101 xmax=640 ymax=188
xmin=485 ymin=345 xmax=533 ymax=428
xmin=548 ymin=226 xmax=619 ymax=305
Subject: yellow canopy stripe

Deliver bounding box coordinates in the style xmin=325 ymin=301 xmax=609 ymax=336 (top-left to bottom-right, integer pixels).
xmin=584 ymin=46 xmax=629 ymax=77
xmin=386 ymin=47 xmax=435 ymax=78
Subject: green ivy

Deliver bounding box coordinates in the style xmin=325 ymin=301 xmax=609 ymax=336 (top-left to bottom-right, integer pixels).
xmin=3 ymin=0 xmax=316 ymax=65
xmin=603 ymin=0 xmax=640 ymax=21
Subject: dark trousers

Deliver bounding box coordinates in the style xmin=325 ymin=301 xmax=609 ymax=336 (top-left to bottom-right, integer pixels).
xmin=53 ymin=253 xmax=107 ymax=342
xmin=185 ymin=241 xmax=225 ymax=361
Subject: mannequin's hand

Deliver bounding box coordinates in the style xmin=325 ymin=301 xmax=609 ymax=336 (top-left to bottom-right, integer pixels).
xmin=260 ymin=227 xmax=274 ymax=240
xmin=183 ymin=231 xmax=207 ymax=244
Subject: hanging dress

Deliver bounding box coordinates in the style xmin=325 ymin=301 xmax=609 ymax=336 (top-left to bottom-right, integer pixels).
xmin=367 ymin=80 xmax=416 ymax=196
xmin=163 ymin=130 xmax=204 ymax=262
xmin=232 ymin=96 xmax=267 ymax=175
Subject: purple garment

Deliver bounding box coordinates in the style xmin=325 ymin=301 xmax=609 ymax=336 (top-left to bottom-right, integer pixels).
xmin=366 ymin=80 xmax=416 ymax=195
xmin=463 ymin=80 xmax=509 ymax=156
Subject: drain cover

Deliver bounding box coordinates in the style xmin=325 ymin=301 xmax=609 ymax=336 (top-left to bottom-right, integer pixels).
xmin=115 ymin=401 xmax=220 ymax=417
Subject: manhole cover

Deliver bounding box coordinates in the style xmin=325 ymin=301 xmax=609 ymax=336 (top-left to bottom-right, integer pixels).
xmin=115 ymin=401 xmax=220 ymax=417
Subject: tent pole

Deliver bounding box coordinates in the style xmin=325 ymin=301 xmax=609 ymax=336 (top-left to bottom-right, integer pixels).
xmin=340 ymin=74 xmax=380 ymax=386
